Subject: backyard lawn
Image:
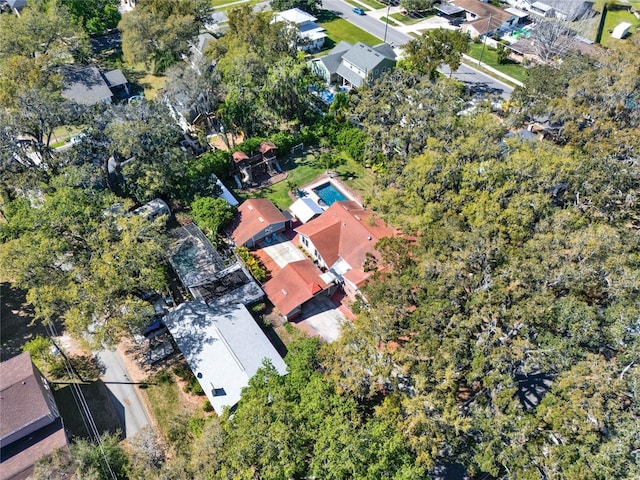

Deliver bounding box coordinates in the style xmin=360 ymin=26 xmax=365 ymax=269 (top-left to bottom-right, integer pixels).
xmin=239 ymin=149 xmax=375 ymax=210
xmin=317 ymin=10 xmax=382 ymax=45
xmin=466 ymin=43 xmax=528 ymax=83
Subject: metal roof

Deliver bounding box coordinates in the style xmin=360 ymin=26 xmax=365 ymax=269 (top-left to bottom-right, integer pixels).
xmin=164 ymin=301 xmax=287 ymax=414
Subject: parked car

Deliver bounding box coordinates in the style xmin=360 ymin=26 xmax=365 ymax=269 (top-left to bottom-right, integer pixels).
xmin=352 ymin=7 xmax=365 ymax=15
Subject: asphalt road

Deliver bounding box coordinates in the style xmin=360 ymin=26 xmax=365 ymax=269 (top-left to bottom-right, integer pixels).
xmin=97 ymin=348 xmax=151 ymax=439
xmin=320 ymin=0 xmax=514 ymax=99
xmin=322 ymin=0 xmax=411 ymax=46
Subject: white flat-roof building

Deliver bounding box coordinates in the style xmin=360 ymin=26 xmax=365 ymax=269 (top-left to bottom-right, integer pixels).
xmin=611 ymin=22 xmax=632 ymax=40
xmin=163 ymin=301 xmax=287 ymax=414
xmin=272 ymin=7 xmax=327 ymax=52
xmin=289 ymin=197 xmax=324 ymax=223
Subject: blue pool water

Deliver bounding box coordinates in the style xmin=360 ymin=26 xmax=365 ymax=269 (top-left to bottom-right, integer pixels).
xmin=313 ymin=182 xmax=347 ymax=206
xmin=319 ymin=90 xmax=334 ymax=104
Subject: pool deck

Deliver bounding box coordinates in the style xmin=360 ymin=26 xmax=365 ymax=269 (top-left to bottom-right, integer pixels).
xmin=298 ymin=173 xmax=363 ymax=210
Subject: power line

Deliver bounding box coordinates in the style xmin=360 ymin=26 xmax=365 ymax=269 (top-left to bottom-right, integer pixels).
xmin=46 ymin=322 xmax=118 ymax=480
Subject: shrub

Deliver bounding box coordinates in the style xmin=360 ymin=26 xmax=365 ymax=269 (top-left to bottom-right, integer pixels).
xmin=202 ymin=400 xmax=214 ymax=412
xmin=156 ymin=370 xmax=173 ymax=384
xmin=188 ymin=417 xmax=205 ymax=437
xmin=237 ymin=246 xmax=268 ymax=283
xmin=172 ymin=363 xmax=191 ymax=380
xmin=335 ymin=127 xmax=366 ymax=162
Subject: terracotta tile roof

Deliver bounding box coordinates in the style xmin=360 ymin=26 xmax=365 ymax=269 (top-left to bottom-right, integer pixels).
xmin=231 ymin=199 xmax=288 ymax=247
xmin=295 ymin=201 xmax=394 ymax=276
xmin=263 ymin=260 xmax=329 ymax=317
xmin=258 ymin=141 xmax=277 ymax=154
xmin=465 ymin=15 xmax=507 ymax=34
xmin=232 ymin=151 xmax=249 ymax=163
xmin=451 ymin=0 xmax=513 ymax=22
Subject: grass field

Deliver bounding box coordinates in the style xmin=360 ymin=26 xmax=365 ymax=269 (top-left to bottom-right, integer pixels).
xmin=342 ymin=0 xmax=372 ymax=11
xmin=139 ymin=370 xmax=206 ymax=441
xmin=600 ymin=8 xmax=638 ymax=46
xmin=353 ymin=0 xmax=386 ymax=9
xmin=381 ymin=16 xmax=399 ymax=25
xmin=467 ymin=43 xmax=528 ymax=83
xmin=317 ymin=10 xmax=382 ymax=45
xmin=239 ymin=149 xmax=375 ymax=210
xmin=390 ymin=12 xmax=431 ymax=24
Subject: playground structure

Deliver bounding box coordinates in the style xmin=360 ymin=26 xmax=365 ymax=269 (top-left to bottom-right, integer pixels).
xmin=231 ymin=141 xmax=284 ymax=189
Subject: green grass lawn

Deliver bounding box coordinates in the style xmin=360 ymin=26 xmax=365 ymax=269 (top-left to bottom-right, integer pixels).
xmin=353 ymin=0 xmax=386 ymax=9
xmin=138 ymin=369 xmax=209 ymax=441
xmin=600 ymin=8 xmax=638 ymax=46
xmin=239 ymin=149 xmax=375 ymax=210
xmin=390 ymin=12 xmax=432 ymax=24
xmin=317 ymin=10 xmax=383 ymax=45
xmin=381 ymin=16 xmax=399 ymax=25
xmin=467 ymin=43 xmax=528 ymax=83
xmin=342 ymin=0 xmax=371 ymax=11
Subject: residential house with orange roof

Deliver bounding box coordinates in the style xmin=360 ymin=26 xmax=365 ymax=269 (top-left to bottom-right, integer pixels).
xmin=1 ymin=352 xmax=69 ymax=480
xmin=449 ymin=0 xmax=518 ymax=37
xmin=230 ymin=198 xmax=290 ymax=248
xmin=295 ymin=201 xmax=394 ymax=302
xmin=263 ymin=259 xmax=337 ymax=320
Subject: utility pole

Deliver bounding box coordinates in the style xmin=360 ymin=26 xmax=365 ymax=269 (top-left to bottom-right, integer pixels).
xmin=478 ymin=13 xmax=492 ymax=67
xmin=383 ymin=0 xmax=392 ymax=44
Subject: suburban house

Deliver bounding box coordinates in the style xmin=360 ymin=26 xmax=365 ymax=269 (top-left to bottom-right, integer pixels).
xmin=263 ymin=259 xmax=337 ymax=320
xmin=309 ymin=41 xmax=397 ymax=88
xmin=163 ymin=300 xmax=288 ymax=415
xmin=61 ymin=66 xmax=129 ymax=105
xmin=230 ymin=198 xmax=290 ymax=248
xmin=527 ymin=0 xmax=595 ymax=21
xmin=295 ymin=201 xmax=395 ymax=301
xmin=0 ymin=352 xmax=69 ymax=480
xmin=450 ymin=0 xmax=519 ymax=37
xmin=272 ymin=8 xmax=327 ymax=52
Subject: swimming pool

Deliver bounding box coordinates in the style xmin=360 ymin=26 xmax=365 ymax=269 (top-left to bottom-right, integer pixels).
xmin=313 ymin=182 xmax=348 ymax=206
xmin=319 ymin=90 xmax=334 ymax=104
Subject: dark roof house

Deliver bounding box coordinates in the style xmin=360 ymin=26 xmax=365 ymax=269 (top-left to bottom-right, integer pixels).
xmin=61 ymin=67 xmax=129 ymax=105
xmin=309 ymin=41 xmax=397 ymax=87
xmin=0 ymin=353 xmax=69 ymax=480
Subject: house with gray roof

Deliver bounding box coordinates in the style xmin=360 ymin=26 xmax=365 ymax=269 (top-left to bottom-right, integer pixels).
xmin=61 ymin=66 xmax=129 ymax=105
xmin=164 ymin=300 xmax=287 ymax=414
xmin=309 ymin=41 xmax=397 ymax=88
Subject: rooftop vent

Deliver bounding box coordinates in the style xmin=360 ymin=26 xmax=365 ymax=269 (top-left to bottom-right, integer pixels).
xmin=281 ymin=289 xmax=288 ymax=296
xmin=259 ymin=216 xmax=264 ymax=222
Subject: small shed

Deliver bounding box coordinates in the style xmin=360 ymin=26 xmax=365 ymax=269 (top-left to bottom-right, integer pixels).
xmin=611 ymin=22 xmax=632 ymax=40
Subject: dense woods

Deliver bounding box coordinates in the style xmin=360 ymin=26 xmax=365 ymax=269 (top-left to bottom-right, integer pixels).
xmin=1 ymin=1 xmax=639 ymax=478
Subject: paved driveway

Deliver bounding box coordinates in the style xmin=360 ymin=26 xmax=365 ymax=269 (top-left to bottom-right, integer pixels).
xmin=297 ymin=296 xmax=346 ymax=343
